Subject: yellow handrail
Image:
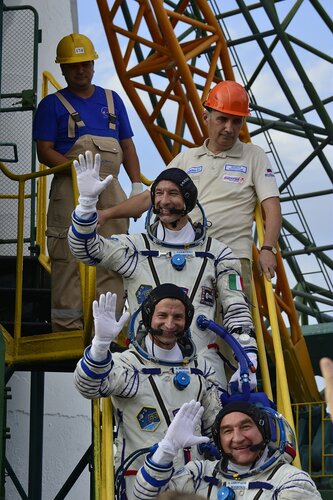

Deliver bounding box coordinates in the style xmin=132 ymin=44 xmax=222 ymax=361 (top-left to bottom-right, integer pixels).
xmin=101 ymin=398 xmax=114 ymax=499
xmin=42 ymin=70 xmax=62 ymax=93
xmin=251 ymin=279 xmax=273 ymax=401
xmin=0 ymin=158 xmax=95 ymax=352
xmin=0 ymin=160 xmax=72 ymax=341
xmin=254 ymin=203 xmax=301 ymax=468
xmin=93 ymin=399 xmax=102 ymax=500
xmin=35 ymin=71 xmax=62 ymax=273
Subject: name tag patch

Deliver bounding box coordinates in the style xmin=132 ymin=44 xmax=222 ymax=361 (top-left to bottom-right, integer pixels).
xmin=225 ymin=164 xmax=247 ymax=173
xmin=225 ymin=481 xmax=249 ymax=490
xmin=186 ymin=166 xmax=203 ymax=174
xmin=223 ymin=174 xmax=244 ymax=184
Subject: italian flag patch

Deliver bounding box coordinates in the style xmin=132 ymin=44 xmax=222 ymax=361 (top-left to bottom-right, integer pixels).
xmin=229 ymin=274 xmax=243 ymax=291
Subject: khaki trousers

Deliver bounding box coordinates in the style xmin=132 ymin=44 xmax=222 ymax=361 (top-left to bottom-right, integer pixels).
xmin=47 ymin=135 xmax=128 ymax=332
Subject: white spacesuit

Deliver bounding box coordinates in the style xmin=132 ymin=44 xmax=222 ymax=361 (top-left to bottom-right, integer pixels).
xmin=134 ymin=400 xmax=321 ymax=499
xmin=68 ymin=152 xmax=257 ymax=389
xmin=74 ymin=284 xmax=221 ymax=500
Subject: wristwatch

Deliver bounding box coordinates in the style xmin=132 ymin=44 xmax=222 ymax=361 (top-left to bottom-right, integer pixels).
xmin=260 ymin=245 xmax=277 ymax=255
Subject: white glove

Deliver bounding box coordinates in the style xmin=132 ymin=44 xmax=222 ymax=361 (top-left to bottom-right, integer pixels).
xmin=90 ymin=292 xmax=130 ymax=362
xmin=73 ymin=150 xmax=113 ymax=217
xmin=229 ymin=352 xmax=258 ymax=392
xmin=129 ymin=182 xmax=143 ymax=198
xmin=152 ymin=400 xmax=209 ymax=465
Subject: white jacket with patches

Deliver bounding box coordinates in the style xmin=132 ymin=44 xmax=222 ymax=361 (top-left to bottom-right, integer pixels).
xmin=74 ymin=343 xmax=221 ymax=499
xmin=134 ymin=454 xmax=321 ymax=499
xmin=69 ymin=211 xmax=256 ymax=387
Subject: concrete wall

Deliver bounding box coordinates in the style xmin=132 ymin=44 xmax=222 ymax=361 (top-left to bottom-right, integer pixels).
xmin=6 ymin=372 xmax=91 ymax=499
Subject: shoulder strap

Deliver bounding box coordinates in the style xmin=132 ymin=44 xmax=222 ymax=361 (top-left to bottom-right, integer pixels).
xmin=252 ymin=462 xmax=285 ymax=500
xmin=128 ymin=350 xmax=145 ymax=365
xmin=206 ymin=462 xmax=220 ymax=498
xmin=104 ymin=89 xmax=116 ymax=130
xmin=148 ymin=375 xmax=171 ymax=426
xmin=142 ymin=234 xmax=161 ymax=286
xmin=55 ymin=91 xmax=86 ymax=138
xmin=189 ymin=236 xmax=212 ymax=303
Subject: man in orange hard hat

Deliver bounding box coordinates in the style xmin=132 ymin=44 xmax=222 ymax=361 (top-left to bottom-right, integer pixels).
xmin=33 ymin=33 xmax=143 ymax=331
xmin=167 ymin=81 xmax=281 ymax=301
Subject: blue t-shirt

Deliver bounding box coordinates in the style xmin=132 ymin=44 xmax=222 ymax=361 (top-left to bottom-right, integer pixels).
xmin=33 ymin=85 xmax=134 ymax=154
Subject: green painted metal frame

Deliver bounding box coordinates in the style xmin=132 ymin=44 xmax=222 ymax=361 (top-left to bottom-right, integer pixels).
xmin=0 ymin=332 xmax=5 ymax=500
xmin=0 ymin=3 xmax=40 ymax=255
xmin=192 ymin=0 xmax=333 ymax=321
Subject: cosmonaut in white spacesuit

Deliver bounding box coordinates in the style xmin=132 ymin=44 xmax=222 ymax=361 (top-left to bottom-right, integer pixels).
xmin=74 ymin=283 xmax=221 ymax=499
xmin=68 ymin=150 xmax=257 ymax=390
xmin=134 ymin=400 xmax=322 ymax=499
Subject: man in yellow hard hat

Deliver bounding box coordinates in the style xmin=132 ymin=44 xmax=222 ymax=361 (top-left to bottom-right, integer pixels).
xmin=33 ymin=33 xmax=143 ymax=331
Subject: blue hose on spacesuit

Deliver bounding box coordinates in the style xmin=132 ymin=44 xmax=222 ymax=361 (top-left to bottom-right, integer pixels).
xmin=196 ymin=314 xmax=274 ymax=408
xmin=196 ymin=315 xmax=276 ymax=460
xmin=196 ymin=315 xmax=254 ymax=392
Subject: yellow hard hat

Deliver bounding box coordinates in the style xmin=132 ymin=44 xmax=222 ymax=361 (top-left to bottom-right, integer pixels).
xmin=55 ymin=33 xmax=98 ymax=64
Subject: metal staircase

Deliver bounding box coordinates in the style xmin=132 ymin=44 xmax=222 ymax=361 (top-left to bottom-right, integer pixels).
xmin=0 ymin=255 xmax=51 ymax=336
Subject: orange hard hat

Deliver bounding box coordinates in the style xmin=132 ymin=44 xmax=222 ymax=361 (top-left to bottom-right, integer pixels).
xmin=55 ymin=34 xmax=98 ymax=64
xmin=204 ymin=81 xmax=251 ymax=116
